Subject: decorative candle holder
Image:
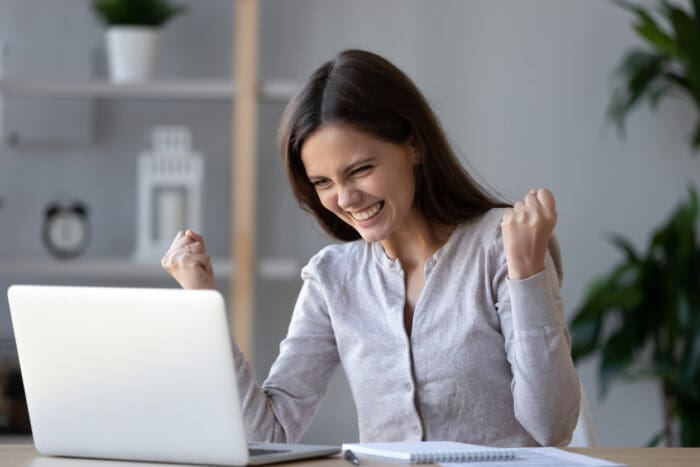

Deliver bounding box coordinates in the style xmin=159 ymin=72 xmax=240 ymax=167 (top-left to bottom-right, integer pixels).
xmin=133 ymin=126 xmax=203 ymax=262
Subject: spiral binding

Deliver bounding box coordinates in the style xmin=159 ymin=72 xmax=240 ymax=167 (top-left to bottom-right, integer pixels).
xmin=409 ymin=448 xmax=516 ymax=463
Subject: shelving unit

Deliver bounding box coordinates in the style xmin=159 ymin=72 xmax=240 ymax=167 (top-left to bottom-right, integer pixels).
xmin=0 ymin=79 xmax=296 ymax=101
xmin=230 ymin=0 xmax=259 ymax=358
xmin=0 ymin=0 xmax=291 ymax=358
xmin=0 ymin=257 xmax=301 ymax=281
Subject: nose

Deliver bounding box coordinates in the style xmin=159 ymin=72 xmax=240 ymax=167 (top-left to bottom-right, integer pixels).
xmin=337 ymin=183 xmax=361 ymax=210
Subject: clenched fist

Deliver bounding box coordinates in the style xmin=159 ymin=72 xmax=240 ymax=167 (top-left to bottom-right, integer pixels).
xmin=500 ymin=188 xmax=558 ymax=280
xmin=161 ymin=229 xmax=216 ymax=289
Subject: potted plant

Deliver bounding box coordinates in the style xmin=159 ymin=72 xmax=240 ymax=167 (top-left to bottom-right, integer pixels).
xmin=570 ymin=0 xmax=700 ymax=447
xmin=90 ymin=0 xmax=187 ymax=82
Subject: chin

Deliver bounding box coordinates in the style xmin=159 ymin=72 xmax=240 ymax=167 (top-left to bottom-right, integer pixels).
xmin=356 ymin=228 xmax=388 ymax=243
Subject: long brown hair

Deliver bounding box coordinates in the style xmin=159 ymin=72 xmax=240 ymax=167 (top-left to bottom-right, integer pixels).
xmin=278 ymin=49 xmax=508 ymax=242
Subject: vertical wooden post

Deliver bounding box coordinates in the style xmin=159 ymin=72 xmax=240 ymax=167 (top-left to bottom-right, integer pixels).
xmin=230 ymin=0 xmax=258 ymax=358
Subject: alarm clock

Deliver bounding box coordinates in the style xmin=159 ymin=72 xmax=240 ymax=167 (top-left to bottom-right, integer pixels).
xmin=41 ymin=201 xmax=90 ymax=259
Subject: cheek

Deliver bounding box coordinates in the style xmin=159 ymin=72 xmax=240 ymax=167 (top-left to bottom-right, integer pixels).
xmin=316 ymin=189 xmax=338 ymax=212
xmin=384 ymin=170 xmax=415 ymax=206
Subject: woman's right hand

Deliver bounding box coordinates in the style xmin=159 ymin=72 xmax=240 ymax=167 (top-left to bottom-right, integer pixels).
xmin=161 ymin=230 xmax=216 ymax=289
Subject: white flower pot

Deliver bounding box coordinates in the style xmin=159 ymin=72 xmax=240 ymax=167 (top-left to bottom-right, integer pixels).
xmin=106 ymin=26 xmax=159 ymax=83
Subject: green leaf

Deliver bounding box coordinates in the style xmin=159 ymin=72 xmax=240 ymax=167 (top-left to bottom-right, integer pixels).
xmin=692 ymin=121 xmax=700 ymax=151
xmin=662 ymin=71 xmax=692 ymax=93
xmin=693 ymin=0 xmax=700 ymax=33
xmin=650 ymin=189 xmax=698 ymax=254
xmin=679 ymin=322 xmax=700 ymax=388
xmin=660 ymin=1 xmax=700 ymax=95
xmin=91 ymin=0 xmax=187 ymax=26
xmin=677 ymin=394 xmax=700 ymax=445
xmin=677 ymin=291 xmax=692 ymax=330
xmin=608 ymin=233 xmax=641 ymax=263
xmin=570 ymin=257 xmax=642 ymax=364
xmin=571 ymin=262 xmax=640 ymax=325
xmin=646 ymin=80 xmax=673 ymax=110
xmin=571 ymin=317 xmax=602 ymax=362
xmin=608 ymin=50 xmax=669 ymax=132
xmin=645 ymin=429 xmax=665 ymax=447
xmin=614 ymin=0 xmax=680 ymax=58
xmin=599 ymin=326 xmax=635 ymax=396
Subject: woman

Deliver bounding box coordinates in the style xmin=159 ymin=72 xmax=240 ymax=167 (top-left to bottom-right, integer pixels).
xmin=162 ymin=49 xmax=580 ymax=447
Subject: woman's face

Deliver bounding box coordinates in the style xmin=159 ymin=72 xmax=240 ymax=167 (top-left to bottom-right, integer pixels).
xmin=301 ymin=123 xmax=419 ymax=243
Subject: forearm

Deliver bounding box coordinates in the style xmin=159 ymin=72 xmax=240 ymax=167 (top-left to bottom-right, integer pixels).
xmin=231 ymin=273 xmax=341 ymax=443
xmin=507 ymin=270 xmax=580 ymax=446
xmin=231 ymin=341 xmax=288 ymax=442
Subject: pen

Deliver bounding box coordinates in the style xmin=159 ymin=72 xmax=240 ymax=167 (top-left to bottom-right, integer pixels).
xmin=344 ymin=449 xmax=360 ymax=466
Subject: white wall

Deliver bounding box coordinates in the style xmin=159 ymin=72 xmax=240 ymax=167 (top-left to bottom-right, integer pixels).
xmin=1 ymin=0 xmax=694 ymax=447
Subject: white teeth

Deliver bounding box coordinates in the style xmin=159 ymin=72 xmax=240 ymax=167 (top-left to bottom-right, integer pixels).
xmin=351 ymin=202 xmax=382 ymax=221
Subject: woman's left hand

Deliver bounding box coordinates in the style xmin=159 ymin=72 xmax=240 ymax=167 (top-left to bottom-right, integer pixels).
xmin=500 ymin=188 xmax=558 ymax=280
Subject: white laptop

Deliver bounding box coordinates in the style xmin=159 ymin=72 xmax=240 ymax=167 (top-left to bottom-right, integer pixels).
xmin=7 ymin=285 xmax=340 ymax=466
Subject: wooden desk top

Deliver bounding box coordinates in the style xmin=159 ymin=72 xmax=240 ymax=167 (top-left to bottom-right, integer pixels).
xmin=567 ymin=448 xmax=700 ymax=467
xmin=1 ymin=445 xmax=700 ymax=467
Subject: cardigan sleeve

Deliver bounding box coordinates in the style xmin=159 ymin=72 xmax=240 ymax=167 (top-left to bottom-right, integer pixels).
xmin=489 ymin=231 xmax=581 ymax=446
xmin=233 ymin=261 xmax=341 ymax=443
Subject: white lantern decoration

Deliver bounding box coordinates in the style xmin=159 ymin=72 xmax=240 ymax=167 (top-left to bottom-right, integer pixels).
xmin=133 ymin=126 xmax=203 ymax=262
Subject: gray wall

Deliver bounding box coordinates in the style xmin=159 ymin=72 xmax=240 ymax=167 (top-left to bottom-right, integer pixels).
xmin=0 ymin=0 xmax=693 ymax=447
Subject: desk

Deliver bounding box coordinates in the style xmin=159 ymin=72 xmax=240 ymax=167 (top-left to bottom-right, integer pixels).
xmin=1 ymin=445 xmax=699 ymax=467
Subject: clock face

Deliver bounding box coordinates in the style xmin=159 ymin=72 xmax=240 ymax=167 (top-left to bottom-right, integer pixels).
xmin=42 ymin=202 xmax=90 ymax=259
xmin=48 ymin=214 xmax=86 ymax=251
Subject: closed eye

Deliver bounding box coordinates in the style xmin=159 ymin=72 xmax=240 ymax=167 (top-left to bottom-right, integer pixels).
xmin=311 ymin=178 xmax=331 ymax=188
xmin=350 ymin=165 xmax=372 ymax=176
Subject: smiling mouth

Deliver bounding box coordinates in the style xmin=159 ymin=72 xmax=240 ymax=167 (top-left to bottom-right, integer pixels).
xmin=350 ymin=201 xmax=384 ymax=222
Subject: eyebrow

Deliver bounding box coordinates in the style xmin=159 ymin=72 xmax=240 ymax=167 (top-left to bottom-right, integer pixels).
xmin=307 ymin=156 xmax=376 ymax=181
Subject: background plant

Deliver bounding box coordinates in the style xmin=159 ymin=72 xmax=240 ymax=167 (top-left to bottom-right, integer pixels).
xmin=607 ymin=0 xmax=700 ymax=150
xmin=91 ymin=0 xmax=186 ymax=27
xmin=570 ymin=188 xmax=700 ymax=446
xmin=570 ymin=0 xmax=700 ymax=447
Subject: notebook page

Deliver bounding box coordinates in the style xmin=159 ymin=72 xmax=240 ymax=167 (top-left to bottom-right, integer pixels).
xmin=342 ymin=441 xmax=513 ymax=462
xmin=441 ymin=447 xmax=625 ymax=467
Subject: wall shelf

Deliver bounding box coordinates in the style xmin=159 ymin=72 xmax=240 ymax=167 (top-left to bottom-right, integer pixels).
xmin=0 ymin=1 xmax=279 ymax=358
xmin=0 ymin=256 xmax=301 ymax=281
xmin=0 ymin=79 xmax=297 ymax=102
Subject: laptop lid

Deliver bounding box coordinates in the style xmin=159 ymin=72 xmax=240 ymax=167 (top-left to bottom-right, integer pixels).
xmin=8 ymin=285 xmax=338 ymax=466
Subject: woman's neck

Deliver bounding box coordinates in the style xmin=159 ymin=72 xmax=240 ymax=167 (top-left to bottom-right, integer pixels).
xmin=380 ymin=214 xmax=455 ymax=268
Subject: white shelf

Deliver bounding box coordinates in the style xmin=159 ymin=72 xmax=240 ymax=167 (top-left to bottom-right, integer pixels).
xmin=0 ymin=256 xmax=301 ymax=281
xmin=0 ymin=79 xmax=297 ymax=102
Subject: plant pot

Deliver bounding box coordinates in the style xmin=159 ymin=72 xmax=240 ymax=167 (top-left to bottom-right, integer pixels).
xmin=106 ymin=26 xmax=159 ymax=83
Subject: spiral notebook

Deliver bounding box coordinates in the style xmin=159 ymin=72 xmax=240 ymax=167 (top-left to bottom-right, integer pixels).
xmin=341 ymin=441 xmax=516 ymax=463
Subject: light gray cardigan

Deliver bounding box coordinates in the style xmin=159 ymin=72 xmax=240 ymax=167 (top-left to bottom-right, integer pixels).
xmin=232 ymin=208 xmax=580 ymax=446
